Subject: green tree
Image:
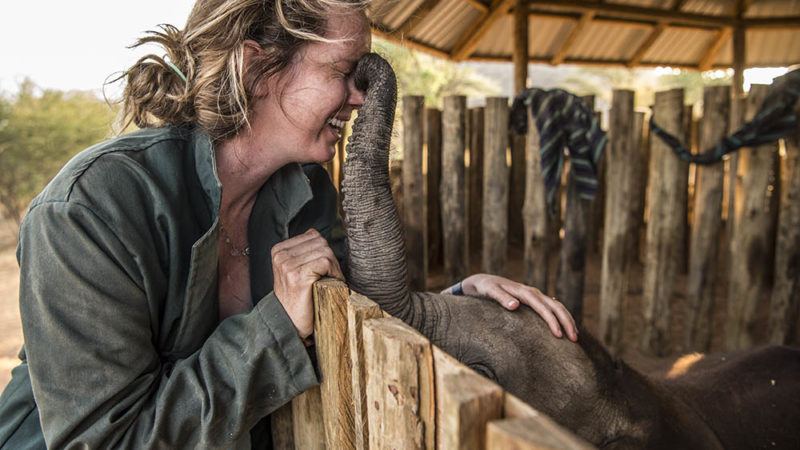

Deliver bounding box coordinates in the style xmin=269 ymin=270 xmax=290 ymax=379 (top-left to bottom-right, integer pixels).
xmin=0 ymin=80 xmax=116 ymax=225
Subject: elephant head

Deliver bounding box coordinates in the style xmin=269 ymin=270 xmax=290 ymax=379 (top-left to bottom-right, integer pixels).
xmin=339 ymin=53 xmax=722 ymax=450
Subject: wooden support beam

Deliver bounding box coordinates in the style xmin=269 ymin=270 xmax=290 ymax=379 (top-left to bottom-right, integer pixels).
xmin=451 ymin=0 xmax=515 ymax=61
xmin=528 ymin=0 xmax=732 ymax=27
xmin=671 ymin=0 xmax=688 ymax=11
xmin=482 ymin=97 xmax=511 ymax=275
xmin=513 ymin=0 xmax=529 ymax=92
xmin=442 ymin=97 xmax=469 ymax=282
xmin=486 ymin=417 xmax=594 ymax=449
xmin=438 ymin=371 xmax=504 ymax=449
xmin=371 ymin=26 xmax=452 ymax=60
xmin=392 ymin=0 xmax=441 ymax=37
xmin=698 ymin=27 xmax=732 ymax=71
xmin=551 ymin=11 xmax=595 ymax=65
xmin=628 ymin=22 xmax=667 ymax=67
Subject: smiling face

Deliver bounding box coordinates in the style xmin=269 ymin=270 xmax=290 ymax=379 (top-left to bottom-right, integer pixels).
xmin=248 ymin=9 xmax=370 ymax=166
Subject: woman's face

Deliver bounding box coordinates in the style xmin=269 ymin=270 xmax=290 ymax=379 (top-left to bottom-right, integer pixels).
xmin=251 ymin=10 xmax=371 ymax=165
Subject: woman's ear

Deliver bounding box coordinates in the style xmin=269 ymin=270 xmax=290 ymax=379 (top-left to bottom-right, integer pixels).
xmin=242 ymin=39 xmax=269 ymax=97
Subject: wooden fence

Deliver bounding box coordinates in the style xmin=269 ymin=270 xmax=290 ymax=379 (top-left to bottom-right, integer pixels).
xmin=324 ymin=85 xmax=800 ymax=358
xmin=271 ymin=279 xmax=592 ymax=450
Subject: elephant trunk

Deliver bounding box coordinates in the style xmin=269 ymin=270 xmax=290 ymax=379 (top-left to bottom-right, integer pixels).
xmin=341 ymin=53 xmax=416 ymax=323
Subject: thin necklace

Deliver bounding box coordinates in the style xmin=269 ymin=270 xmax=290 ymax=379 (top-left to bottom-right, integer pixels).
xmin=219 ymin=223 xmax=251 ymax=257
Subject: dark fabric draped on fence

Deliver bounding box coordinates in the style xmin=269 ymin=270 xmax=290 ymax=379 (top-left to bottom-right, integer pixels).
xmin=510 ymin=88 xmax=607 ymax=212
xmin=650 ymin=68 xmax=800 ymax=165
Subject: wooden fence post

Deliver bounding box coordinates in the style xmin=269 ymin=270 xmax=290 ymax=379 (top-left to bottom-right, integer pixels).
xmin=271 ymin=403 xmax=295 ymax=450
xmin=403 ymin=96 xmax=428 ymax=290
xmin=426 ymin=108 xmax=443 ymax=271
xmin=313 ymin=279 xmax=357 ymax=449
xmin=483 ymin=97 xmax=510 ymax=275
xmin=442 ymin=96 xmax=469 ymax=282
xmin=469 ymin=108 xmax=485 ymax=256
xmin=486 ymin=418 xmax=593 ymax=450
xmin=364 ymin=317 xmax=435 ymax=449
xmin=769 ymin=102 xmax=800 ymax=345
xmin=347 ymin=293 xmax=384 ymax=449
xmin=726 ymin=85 xmax=780 ymax=350
xmin=523 ymin=110 xmax=549 ymax=290
xmin=599 ymin=89 xmax=637 ymax=354
xmin=510 ymin=132 xmax=527 ymax=246
xmin=555 ymin=96 xmax=601 ymax=322
xmin=434 ymin=348 xmax=503 ymax=449
xmin=641 ymin=88 xmax=688 ymax=356
xmin=627 ymin=112 xmax=647 ymax=264
xmin=685 ymin=85 xmax=730 ymax=352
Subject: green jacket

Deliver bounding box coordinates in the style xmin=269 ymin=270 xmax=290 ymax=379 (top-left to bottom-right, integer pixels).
xmin=0 ymin=126 xmax=346 ymax=449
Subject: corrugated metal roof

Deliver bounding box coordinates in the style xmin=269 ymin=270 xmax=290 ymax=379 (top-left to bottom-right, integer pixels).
xmin=370 ymin=0 xmax=800 ymax=69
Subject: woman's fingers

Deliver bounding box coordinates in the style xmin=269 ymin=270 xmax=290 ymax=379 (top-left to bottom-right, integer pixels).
xmin=502 ymin=283 xmax=564 ymax=338
xmin=547 ymin=297 xmax=579 ymax=341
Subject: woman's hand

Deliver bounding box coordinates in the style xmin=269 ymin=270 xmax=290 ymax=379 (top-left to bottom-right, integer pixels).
xmin=443 ymin=274 xmax=578 ymax=342
xmin=271 ymin=228 xmax=344 ymax=340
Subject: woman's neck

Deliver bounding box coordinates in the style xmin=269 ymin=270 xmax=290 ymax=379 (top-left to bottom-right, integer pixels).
xmin=215 ymin=131 xmax=285 ymax=220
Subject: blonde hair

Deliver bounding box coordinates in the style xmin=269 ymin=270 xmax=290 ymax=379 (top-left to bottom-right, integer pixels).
xmin=117 ymin=0 xmax=369 ymax=141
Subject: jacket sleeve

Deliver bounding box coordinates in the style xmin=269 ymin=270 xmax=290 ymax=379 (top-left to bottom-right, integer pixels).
xmin=18 ymin=201 xmax=318 ymax=449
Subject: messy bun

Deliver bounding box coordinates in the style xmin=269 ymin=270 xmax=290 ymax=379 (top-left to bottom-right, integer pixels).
xmin=117 ymin=0 xmax=369 ymax=141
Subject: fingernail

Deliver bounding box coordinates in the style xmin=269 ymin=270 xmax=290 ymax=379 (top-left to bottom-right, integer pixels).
xmin=507 ymin=300 xmax=518 ymax=308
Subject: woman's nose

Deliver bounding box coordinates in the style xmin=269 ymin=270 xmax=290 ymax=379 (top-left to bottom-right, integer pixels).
xmin=347 ymin=77 xmax=366 ymax=108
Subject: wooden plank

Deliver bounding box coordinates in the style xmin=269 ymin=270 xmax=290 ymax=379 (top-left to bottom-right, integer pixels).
xmin=726 ymin=85 xmax=779 ymax=350
xmin=292 ymin=387 xmax=326 ymax=450
xmin=464 ymin=0 xmax=489 ymax=13
xmin=426 ymin=108 xmax=444 ymax=271
xmin=627 ymin=22 xmax=667 ymax=67
xmin=551 ymin=12 xmax=595 ymax=65
xmin=510 ymin=0 xmax=529 ymax=246
xmin=363 ymin=317 xmax=435 ymax=449
xmin=392 ymin=0 xmax=441 ymax=37
xmin=451 ymin=0 xmax=516 ymax=60
xmin=442 ymin=96 xmax=469 ymax=282
xmin=483 ymin=97 xmax=511 ymax=275
xmin=641 ymin=88 xmax=688 ymax=356
xmin=469 ymin=108 xmax=485 ymax=255
xmin=768 ymin=101 xmax=800 ymax=345
xmin=313 ymin=279 xmax=356 ymax=449
xmin=526 ymin=0 xmax=733 ymax=27
xmin=685 ymin=85 xmax=730 ymax=352
xmin=523 ymin=109 xmax=549 ymax=290
xmin=698 ymin=27 xmax=732 ymax=71
xmin=438 ymin=371 xmax=503 ymax=449
xmin=486 ymin=418 xmax=594 ymax=450
xmin=403 ymin=96 xmax=428 ymax=290
xmin=599 ymin=89 xmax=636 ymax=355
xmin=347 ymin=293 xmax=384 ymax=449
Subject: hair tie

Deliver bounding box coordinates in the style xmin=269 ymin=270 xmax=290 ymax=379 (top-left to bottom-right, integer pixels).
xmin=164 ymin=58 xmax=188 ymax=83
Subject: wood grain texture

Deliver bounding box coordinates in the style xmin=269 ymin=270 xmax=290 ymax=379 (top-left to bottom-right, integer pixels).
xmin=292 ymin=387 xmax=326 ymax=450
xmin=726 ymin=84 xmax=779 ymax=350
xmin=364 ymin=317 xmax=435 ymax=449
xmin=523 ymin=110 xmax=549 ymax=290
xmin=469 ymin=108 xmax=485 ymax=255
xmin=403 ymin=96 xmax=428 ymax=290
xmin=347 ymin=293 xmax=384 ymax=449
xmin=641 ymin=88 xmax=688 ymax=356
xmin=768 ymin=101 xmax=800 ymax=345
xmin=483 ymin=97 xmax=510 ymax=275
xmin=442 ymin=96 xmax=469 ymax=282
xmin=426 ymin=108 xmax=443 ymax=271
xmin=486 ymin=418 xmax=594 ymax=450
xmin=685 ymin=85 xmax=729 ymax=352
xmin=313 ymin=279 xmax=356 ymax=449
xmin=438 ymin=372 xmax=503 ymax=450
xmin=599 ymin=90 xmax=637 ymax=354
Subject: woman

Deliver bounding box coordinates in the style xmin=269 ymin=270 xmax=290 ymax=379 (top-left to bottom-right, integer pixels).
xmin=0 ymin=0 xmax=576 ymax=448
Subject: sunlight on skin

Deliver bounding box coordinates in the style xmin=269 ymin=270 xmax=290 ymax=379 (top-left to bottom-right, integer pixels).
xmin=666 ymin=353 xmax=705 ymax=379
